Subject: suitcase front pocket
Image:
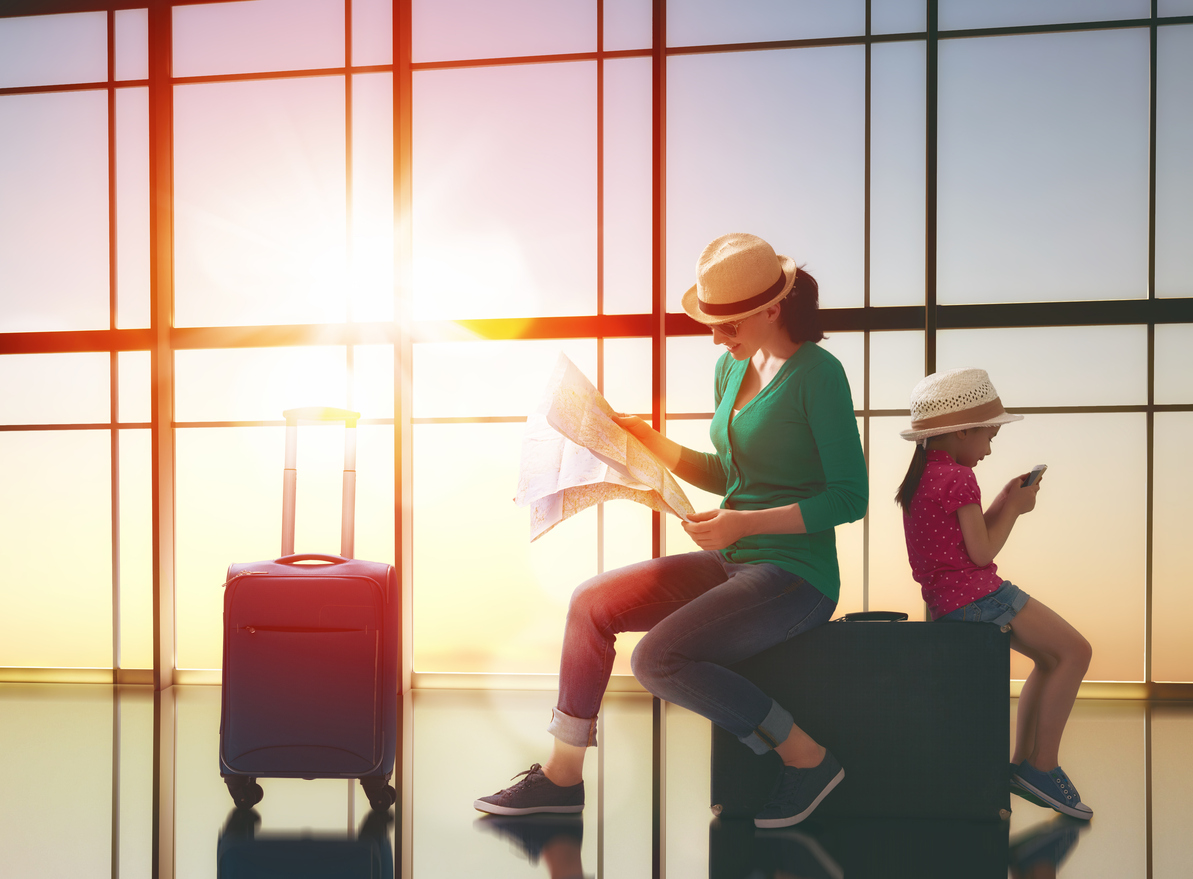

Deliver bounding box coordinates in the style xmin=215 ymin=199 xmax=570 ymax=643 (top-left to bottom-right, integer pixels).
xmin=223 ymin=626 xmax=381 ymax=776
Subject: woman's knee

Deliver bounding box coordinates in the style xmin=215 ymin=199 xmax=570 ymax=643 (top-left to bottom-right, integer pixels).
xmin=629 ymin=630 xmax=678 ymax=691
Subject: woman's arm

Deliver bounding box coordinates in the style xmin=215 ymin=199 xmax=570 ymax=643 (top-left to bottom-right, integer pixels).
xmin=612 ymin=414 xmax=728 ymax=495
xmin=682 ymin=504 xmax=805 ymax=551
xmin=956 ymin=476 xmax=1041 ymax=566
xmin=611 ymin=413 xmax=681 ymax=469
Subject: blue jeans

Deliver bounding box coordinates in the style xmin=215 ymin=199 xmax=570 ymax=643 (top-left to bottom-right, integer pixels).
xmin=547 ymin=550 xmax=836 ymax=755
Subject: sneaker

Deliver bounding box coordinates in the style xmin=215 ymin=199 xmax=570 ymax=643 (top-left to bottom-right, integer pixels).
xmin=474 ymin=813 xmax=583 ymax=865
xmin=473 ymin=764 xmax=584 ymax=816
xmin=1012 ymin=762 xmax=1093 ymax=820
xmin=753 ymin=750 xmax=844 ymax=829
xmin=1008 ymin=761 xmax=1051 ymax=809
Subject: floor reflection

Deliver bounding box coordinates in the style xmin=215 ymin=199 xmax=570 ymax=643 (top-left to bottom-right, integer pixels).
xmin=0 ymin=683 xmax=1189 ymax=878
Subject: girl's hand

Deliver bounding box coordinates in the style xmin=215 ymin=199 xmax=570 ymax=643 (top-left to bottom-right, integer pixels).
xmin=1002 ymin=475 xmax=1041 ymax=514
xmin=682 ymin=508 xmax=749 ymax=551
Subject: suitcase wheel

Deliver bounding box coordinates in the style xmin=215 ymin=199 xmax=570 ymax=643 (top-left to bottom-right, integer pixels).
xmin=360 ymin=777 xmax=397 ymax=811
xmin=225 ymin=775 xmax=264 ymax=809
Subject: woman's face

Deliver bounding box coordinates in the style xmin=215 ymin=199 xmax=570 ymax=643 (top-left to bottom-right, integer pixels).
xmin=709 ymin=306 xmax=779 ymax=360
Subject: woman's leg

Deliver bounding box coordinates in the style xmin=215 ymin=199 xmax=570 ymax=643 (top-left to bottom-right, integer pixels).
xmin=1007 ymin=598 xmax=1092 ymax=771
xmin=629 ymin=563 xmax=836 ymax=758
xmin=544 ymin=551 xmax=731 ymax=784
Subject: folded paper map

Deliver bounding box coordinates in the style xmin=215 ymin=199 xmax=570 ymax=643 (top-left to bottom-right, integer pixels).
xmin=515 ymin=353 xmax=696 ymax=541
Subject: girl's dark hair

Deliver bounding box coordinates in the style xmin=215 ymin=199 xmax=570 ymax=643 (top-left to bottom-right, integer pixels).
xmin=779 ymin=268 xmax=825 ymax=344
xmin=895 ymin=442 xmax=928 ymax=510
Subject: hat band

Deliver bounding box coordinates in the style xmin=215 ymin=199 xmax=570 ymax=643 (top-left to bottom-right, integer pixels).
xmin=910 ymin=397 xmax=1008 ymax=431
xmin=698 ymin=268 xmax=787 ymax=317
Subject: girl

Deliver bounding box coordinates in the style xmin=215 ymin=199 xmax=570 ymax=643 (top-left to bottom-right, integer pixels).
xmin=896 ymin=368 xmax=1093 ymax=821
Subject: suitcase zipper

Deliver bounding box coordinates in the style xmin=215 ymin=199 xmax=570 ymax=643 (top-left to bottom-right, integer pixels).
xmin=223 ymin=570 xmax=266 ymax=588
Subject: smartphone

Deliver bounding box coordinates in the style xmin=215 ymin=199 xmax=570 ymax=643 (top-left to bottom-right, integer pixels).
xmin=1021 ymin=464 xmax=1047 ymax=487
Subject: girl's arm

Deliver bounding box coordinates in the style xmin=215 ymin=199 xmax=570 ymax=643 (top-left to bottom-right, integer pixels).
xmin=956 ymin=476 xmax=1041 ymax=566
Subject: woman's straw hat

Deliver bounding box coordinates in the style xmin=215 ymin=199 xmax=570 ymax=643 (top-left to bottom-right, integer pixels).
xmin=900 ymin=368 xmax=1024 ymax=441
xmin=681 ymin=233 xmax=797 ymax=325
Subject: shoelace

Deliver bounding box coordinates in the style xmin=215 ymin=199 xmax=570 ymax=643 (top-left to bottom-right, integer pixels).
xmin=771 ymin=765 xmax=808 ymax=800
xmin=1051 ymin=769 xmax=1080 ymax=803
xmin=507 ymin=763 xmax=545 ymax=791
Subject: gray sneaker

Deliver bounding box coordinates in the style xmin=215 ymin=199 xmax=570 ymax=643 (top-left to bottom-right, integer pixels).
xmin=1012 ymin=762 xmax=1093 ymax=821
xmin=473 ymin=764 xmax=584 ymax=816
xmin=754 ymin=750 xmax=844 ymax=829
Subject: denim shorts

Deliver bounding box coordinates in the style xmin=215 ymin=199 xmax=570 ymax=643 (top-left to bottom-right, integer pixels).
xmin=938 ymin=580 xmax=1030 ymax=629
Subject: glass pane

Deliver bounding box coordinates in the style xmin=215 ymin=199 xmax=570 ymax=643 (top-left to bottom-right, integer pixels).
xmin=118 ymin=351 xmax=151 ymax=424
xmin=175 ymin=427 xmax=285 ymax=669
xmin=1155 ymin=324 xmax=1193 ymax=404
xmin=869 ymin=330 xmax=924 ymax=411
xmin=817 ymin=333 xmax=864 ymax=412
xmin=351 ymin=73 xmax=395 ymax=322
xmin=940 ymin=0 xmax=1149 ymax=29
xmin=668 ymin=47 xmax=865 ymax=311
xmin=0 ymin=12 xmax=107 ymax=89
xmin=174 ymin=77 xmax=348 ymax=328
xmin=1160 ymin=0 xmax=1193 ymax=12
xmin=355 ymin=425 xmax=396 ymax=566
xmin=352 ymin=344 xmax=395 ymax=420
xmin=666 ymin=335 xmax=724 ymax=414
xmin=938 ymin=326 xmax=1149 ymax=407
xmin=870 ymin=40 xmax=926 ymax=307
xmin=603 ymin=57 xmax=653 ymax=315
xmin=412 ymin=0 xmax=595 ymax=63
xmin=659 ymin=418 xmax=721 ymax=552
xmin=352 ymin=0 xmax=393 ymax=66
xmin=602 ymin=501 xmax=653 ymax=579
xmin=1153 ymin=413 xmax=1193 ymax=682
xmin=412 ymin=63 xmax=597 ymax=320
xmin=603 ymin=337 xmax=654 ymax=416
xmin=668 ymin=0 xmax=864 ymax=46
xmin=0 ymin=353 xmax=110 ymax=425
xmin=116 ymin=688 xmax=153 ymax=878
xmin=118 ymin=429 xmax=153 ymax=669
xmin=174 ymin=347 xmax=348 ymax=423
xmin=872 ymin=0 xmax=927 ymax=33
xmin=0 ymin=91 xmax=110 ymax=332
xmin=867 ymin=415 xmax=925 ymax=616
xmin=1156 ymin=25 xmax=1193 ymax=298
xmin=605 ymin=0 xmax=652 ymax=51
xmin=414 ymin=422 xmax=597 ymax=672
xmin=0 ymin=686 xmax=113 ymax=875
xmin=172 ymin=0 xmax=345 ymax=78
xmin=116 ymin=87 xmax=151 ymax=330
xmin=0 ymin=431 xmax=112 ymax=667
xmin=413 ymin=339 xmax=596 ymax=418
xmin=938 ymin=29 xmax=1150 ymax=303
xmin=115 ymin=8 xmax=149 ymax=81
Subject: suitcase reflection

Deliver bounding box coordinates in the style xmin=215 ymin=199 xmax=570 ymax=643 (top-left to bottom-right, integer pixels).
xmin=218 ymin=809 xmax=394 ymax=879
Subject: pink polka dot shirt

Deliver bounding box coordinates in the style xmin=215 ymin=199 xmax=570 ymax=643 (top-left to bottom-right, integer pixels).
xmin=903 ymin=450 xmax=1004 ymax=620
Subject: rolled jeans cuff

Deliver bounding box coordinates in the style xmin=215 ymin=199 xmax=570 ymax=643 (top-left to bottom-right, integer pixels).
xmin=547 ymin=707 xmax=598 ymax=748
xmin=738 ymin=699 xmax=794 ymax=756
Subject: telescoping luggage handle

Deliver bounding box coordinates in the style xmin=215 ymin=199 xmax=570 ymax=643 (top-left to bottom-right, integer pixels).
xmin=281 ymin=407 xmax=360 ymax=560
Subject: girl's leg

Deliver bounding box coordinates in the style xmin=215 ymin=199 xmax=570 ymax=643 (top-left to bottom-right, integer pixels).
xmin=1007 ymin=598 xmax=1092 ymax=771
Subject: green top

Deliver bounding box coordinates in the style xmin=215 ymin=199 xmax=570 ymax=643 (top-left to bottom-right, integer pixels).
xmin=674 ymin=342 xmax=868 ymax=601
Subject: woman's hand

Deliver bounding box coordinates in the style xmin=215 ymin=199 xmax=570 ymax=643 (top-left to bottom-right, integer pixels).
xmin=682 ymin=508 xmax=749 ymax=551
xmin=610 ymin=413 xmax=648 ymax=438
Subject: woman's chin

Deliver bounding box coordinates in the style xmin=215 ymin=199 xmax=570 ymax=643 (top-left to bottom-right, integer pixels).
xmin=724 ymin=344 xmax=747 ymax=359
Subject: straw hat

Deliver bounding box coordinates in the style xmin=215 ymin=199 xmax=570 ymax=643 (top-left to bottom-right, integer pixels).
xmin=900 ymin=368 xmax=1024 ymax=442
xmin=681 ymin=233 xmax=797 ymax=325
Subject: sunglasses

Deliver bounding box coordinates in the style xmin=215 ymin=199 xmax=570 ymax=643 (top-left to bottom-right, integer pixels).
xmin=710 ymin=317 xmax=748 ymax=338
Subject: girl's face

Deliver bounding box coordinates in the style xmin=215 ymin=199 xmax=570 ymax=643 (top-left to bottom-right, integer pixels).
xmin=954 ymin=425 xmax=1000 ymax=468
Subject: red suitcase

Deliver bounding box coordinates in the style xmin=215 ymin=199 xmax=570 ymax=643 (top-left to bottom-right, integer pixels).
xmin=219 ymin=407 xmax=399 ymax=811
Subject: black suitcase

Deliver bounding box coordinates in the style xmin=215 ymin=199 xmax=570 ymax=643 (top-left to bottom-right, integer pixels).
xmin=219 ymin=407 xmax=399 ymax=811
xmin=710 ymin=616 xmax=1010 ymax=820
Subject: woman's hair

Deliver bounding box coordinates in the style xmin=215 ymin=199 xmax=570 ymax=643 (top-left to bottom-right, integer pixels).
xmin=895 ymin=442 xmax=928 ymax=510
xmin=779 ymin=268 xmax=825 ymax=344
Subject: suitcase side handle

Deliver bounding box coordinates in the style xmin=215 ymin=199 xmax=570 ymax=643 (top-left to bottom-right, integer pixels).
xmin=834 ymin=611 xmax=909 ymax=622
xmin=277 ymin=553 xmax=350 ymax=565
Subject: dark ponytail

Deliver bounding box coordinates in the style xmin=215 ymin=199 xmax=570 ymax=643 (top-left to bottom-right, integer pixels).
xmin=895 ymin=443 xmax=928 ymax=510
xmin=779 ymin=268 xmax=825 ymax=344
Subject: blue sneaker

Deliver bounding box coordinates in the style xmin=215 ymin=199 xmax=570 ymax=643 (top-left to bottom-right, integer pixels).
xmin=1009 ymin=761 xmax=1051 ymax=809
xmin=1012 ymin=762 xmax=1093 ymax=820
xmin=473 ymin=764 xmax=584 ymax=816
xmin=754 ymin=750 xmax=844 ymax=829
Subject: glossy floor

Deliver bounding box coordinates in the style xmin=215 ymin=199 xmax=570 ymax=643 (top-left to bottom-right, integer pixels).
xmin=1 ymin=684 xmax=1190 ymax=878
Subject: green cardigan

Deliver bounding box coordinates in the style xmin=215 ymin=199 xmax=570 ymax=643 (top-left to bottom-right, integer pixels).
xmin=673 ymin=342 xmax=868 ymax=601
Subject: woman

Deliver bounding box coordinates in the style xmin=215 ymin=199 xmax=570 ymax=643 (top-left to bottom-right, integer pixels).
xmin=475 ymin=232 xmax=868 ymax=827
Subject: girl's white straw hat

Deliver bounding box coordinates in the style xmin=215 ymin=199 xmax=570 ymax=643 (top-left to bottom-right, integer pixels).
xmin=681 ymin=233 xmax=797 ymax=325
xmin=901 ymin=368 xmax=1023 ymax=442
